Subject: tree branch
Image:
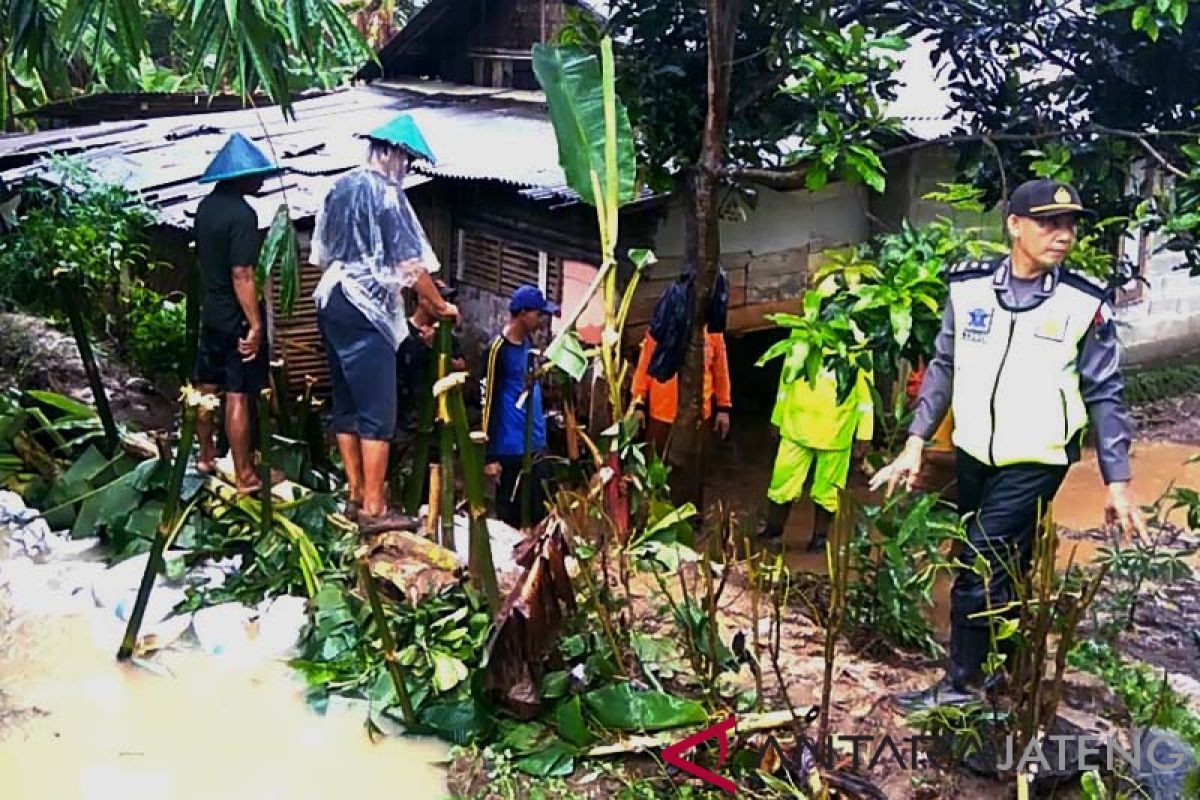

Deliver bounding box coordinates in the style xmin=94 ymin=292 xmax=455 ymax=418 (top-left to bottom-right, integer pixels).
xmin=723 ymin=125 xmax=1198 ymax=189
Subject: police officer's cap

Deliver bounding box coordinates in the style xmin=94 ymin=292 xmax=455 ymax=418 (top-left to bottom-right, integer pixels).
xmin=1008 ymin=179 xmax=1095 ymax=219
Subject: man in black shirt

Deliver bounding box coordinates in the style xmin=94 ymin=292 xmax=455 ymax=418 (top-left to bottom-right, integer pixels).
xmin=192 ymin=133 xmax=279 ymax=493
xmin=393 ymin=280 xmax=464 ymax=500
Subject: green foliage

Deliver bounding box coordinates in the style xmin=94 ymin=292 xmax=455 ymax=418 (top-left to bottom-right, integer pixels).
xmin=0 ymin=156 xmax=159 ymax=326
xmin=1024 ymin=144 xmax=1075 ymax=183
xmin=1090 ymin=496 xmax=1193 ymax=640
xmin=598 ymin=2 xmax=904 ymax=193
xmin=0 ymin=0 xmax=373 ymax=122
xmin=256 ymin=203 xmax=301 ymax=316
xmin=125 ymin=287 xmax=189 ymax=378
xmin=1138 ymin=143 xmax=1200 ymax=277
xmin=848 ymin=493 xmax=964 ymax=655
xmin=780 ymin=23 xmax=906 ymax=193
xmin=0 ymin=157 xmax=194 ymax=378
xmin=1123 ymin=360 xmax=1200 ymax=405
xmin=1070 ymin=640 xmax=1200 ymax=751
xmin=760 ymin=217 xmax=1004 ymax=401
xmin=1100 ymin=0 xmax=1194 ymax=40
xmin=532 ymin=43 xmax=637 ymax=210
xmin=292 ymin=578 xmax=494 ymax=737
xmin=911 ymin=0 xmax=1200 ymax=271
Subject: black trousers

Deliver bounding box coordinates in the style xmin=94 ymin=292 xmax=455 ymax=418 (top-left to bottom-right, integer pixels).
xmin=948 ymin=449 xmax=1068 ymax=684
xmin=494 ymin=454 xmax=551 ymax=529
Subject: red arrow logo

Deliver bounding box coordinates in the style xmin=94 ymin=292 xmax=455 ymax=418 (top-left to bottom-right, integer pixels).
xmin=661 ymin=716 xmax=738 ymax=794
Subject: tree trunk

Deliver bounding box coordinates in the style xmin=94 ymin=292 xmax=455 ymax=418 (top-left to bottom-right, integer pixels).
xmin=667 ymin=0 xmax=741 ymax=508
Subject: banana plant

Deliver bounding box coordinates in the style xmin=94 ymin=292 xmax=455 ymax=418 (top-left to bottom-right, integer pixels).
xmin=533 ymin=38 xmax=650 ymax=421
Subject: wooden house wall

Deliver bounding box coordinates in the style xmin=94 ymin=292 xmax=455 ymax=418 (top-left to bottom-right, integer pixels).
xmin=377 ymin=0 xmax=576 ymax=88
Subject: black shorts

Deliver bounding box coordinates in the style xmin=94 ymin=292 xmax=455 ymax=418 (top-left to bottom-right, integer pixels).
xmin=317 ymin=284 xmax=397 ymax=441
xmin=192 ymin=321 xmax=269 ymax=395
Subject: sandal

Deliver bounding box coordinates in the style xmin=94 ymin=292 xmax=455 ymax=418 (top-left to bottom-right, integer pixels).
xmin=358 ymin=509 xmax=420 ymax=536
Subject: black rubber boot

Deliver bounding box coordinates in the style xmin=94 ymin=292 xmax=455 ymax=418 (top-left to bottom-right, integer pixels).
xmin=894 ymin=624 xmax=991 ymax=712
xmin=758 ymin=501 xmax=791 ymax=540
xmin=806 ymin=506 xmax=833 ymax=553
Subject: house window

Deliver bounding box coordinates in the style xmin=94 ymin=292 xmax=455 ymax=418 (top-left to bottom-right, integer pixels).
xmin=455 ymin=227 xmax=563 ymax=303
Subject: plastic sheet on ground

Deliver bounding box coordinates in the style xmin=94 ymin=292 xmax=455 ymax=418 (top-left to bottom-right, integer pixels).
xmin=2 ymin=497 xmax=308 ymax=666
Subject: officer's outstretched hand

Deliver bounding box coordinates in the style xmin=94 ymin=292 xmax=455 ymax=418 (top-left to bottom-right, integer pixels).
xmin=869 ymin=436 xmax=925 ymax=497
xmin=1106 ymin=482 xmax=1148 ymax=539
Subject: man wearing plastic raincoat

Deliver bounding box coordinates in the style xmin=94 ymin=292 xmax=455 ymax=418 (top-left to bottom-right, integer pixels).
xmin=310 ymin=115 xmax=457 ymax=534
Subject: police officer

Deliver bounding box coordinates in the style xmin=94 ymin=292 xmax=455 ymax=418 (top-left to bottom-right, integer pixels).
xmin=871 ymin=179 xmax=1147 ymax=709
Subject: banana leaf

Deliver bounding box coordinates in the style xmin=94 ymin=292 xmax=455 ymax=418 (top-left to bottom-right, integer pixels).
xmin=582 ymin=684 xmax=707 ymax=732
xmin=532 ymin=44 xmax=636 ymax=210
xmin=256 ymin=203 xmax=300 ymax=316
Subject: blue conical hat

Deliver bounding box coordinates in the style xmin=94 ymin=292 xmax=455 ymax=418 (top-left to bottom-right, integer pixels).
xmin=198 ymin=133 xmax=281 ymax=184
xmin=364 ymin=114 xmax=436 ymax=164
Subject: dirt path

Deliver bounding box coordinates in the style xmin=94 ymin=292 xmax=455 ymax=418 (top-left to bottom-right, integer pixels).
xmin=0 ymin=312 xmax=176 ymax=432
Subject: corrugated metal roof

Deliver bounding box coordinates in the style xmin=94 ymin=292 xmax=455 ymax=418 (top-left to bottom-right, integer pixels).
xmin=0 ymin=84 xmax=575 ymax=230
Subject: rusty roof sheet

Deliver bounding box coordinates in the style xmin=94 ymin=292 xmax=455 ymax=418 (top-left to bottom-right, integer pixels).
xmin=0 ymin=84 xmax=575 ymax=231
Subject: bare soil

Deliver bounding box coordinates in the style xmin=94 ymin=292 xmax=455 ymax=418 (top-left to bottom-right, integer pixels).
xmin=0 ymin=312 xmax=176 ymax=432
xmin=1131 ymin=392 xmax=1200 ymax=444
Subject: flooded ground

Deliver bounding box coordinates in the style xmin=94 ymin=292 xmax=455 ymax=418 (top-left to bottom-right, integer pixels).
xmin=1 ymin=398 xmax=1196 ymax=800
xmin=0 ymin=566 xmax=450 ymax=800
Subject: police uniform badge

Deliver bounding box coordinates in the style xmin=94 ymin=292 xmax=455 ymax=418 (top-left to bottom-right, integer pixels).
xmin=962 ymin=307 xmax=993 ymax=342
xmin=1034 ymin=314 xmax=1069 ymax=342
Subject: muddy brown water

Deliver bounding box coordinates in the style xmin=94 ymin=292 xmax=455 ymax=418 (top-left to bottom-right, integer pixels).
xmin=0 ymin=608 xmax=450 ymax=799
xmin=755 ymin=441 xmax=1200 ymax=634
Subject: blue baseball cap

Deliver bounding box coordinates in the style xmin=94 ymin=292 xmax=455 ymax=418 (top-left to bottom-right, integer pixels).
xmin=198 ymin=133 xmax=281 ymax=184
xmin=510 ymin=285 xmax=559 ymax=315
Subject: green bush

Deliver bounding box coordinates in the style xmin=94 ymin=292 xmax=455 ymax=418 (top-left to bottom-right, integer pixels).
xmin=1122 ymin=362 xmax=1200 ymax=406
xmin=0 ymin=155 xmax=161 ymax=331
xmin=126 ymin=287 xmax=188 ymax=379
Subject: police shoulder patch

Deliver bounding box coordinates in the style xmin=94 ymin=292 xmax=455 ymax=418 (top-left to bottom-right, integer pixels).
xmin=944 ymin=257 xmax=1001 ymax=283
xmin=1059 ymin=268 xmax=1109 ymax=300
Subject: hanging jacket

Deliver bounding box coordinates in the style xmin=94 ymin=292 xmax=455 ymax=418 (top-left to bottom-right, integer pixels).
xmin=646 ymin=266 xmax=729 ymax=381
xmin=632 ymin=330 xmax=732 ymax=424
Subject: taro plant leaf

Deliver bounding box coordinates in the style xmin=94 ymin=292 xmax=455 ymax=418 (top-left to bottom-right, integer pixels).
xmin=60 ymin=445 xmax=112 ymax=486
xmin=256 ymin=204 xmax=300 ymax=316
xmin=556 ymin=695 xmax=599 ymax=747
xmin=431 ymin=650 xmax=469 ymax=693
xmin=71 ymin=470 xmax=144 ymax=538
xmin=582 ymin=684 xmax=706 ymax=732
xmin=418 ymin=699 xmax=490 ymax=745
xmin=515 ymin=741 xmax=576 ymax=778
xmin=631 ymin=502 xmax=697 ymax=548
xmin=541 ymin=671 xmax=569 ymax=700
xmin=532 ymin=43 xmax=636 ymax=209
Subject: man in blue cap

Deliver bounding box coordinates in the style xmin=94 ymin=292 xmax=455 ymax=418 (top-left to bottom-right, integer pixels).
xmin=192 ymin=132 xmax=279 ymax=493
xmin=481 ymin=284 xmax=558 ymax=528
xmin=311 ymin=114 xmax=457 ymax=534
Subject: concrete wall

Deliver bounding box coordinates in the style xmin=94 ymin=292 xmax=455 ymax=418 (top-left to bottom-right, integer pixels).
xmin=1116 ymin=248 xmax=1200 ymax=367
xmin=630 ymin=181 xmax=871 ymax=336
